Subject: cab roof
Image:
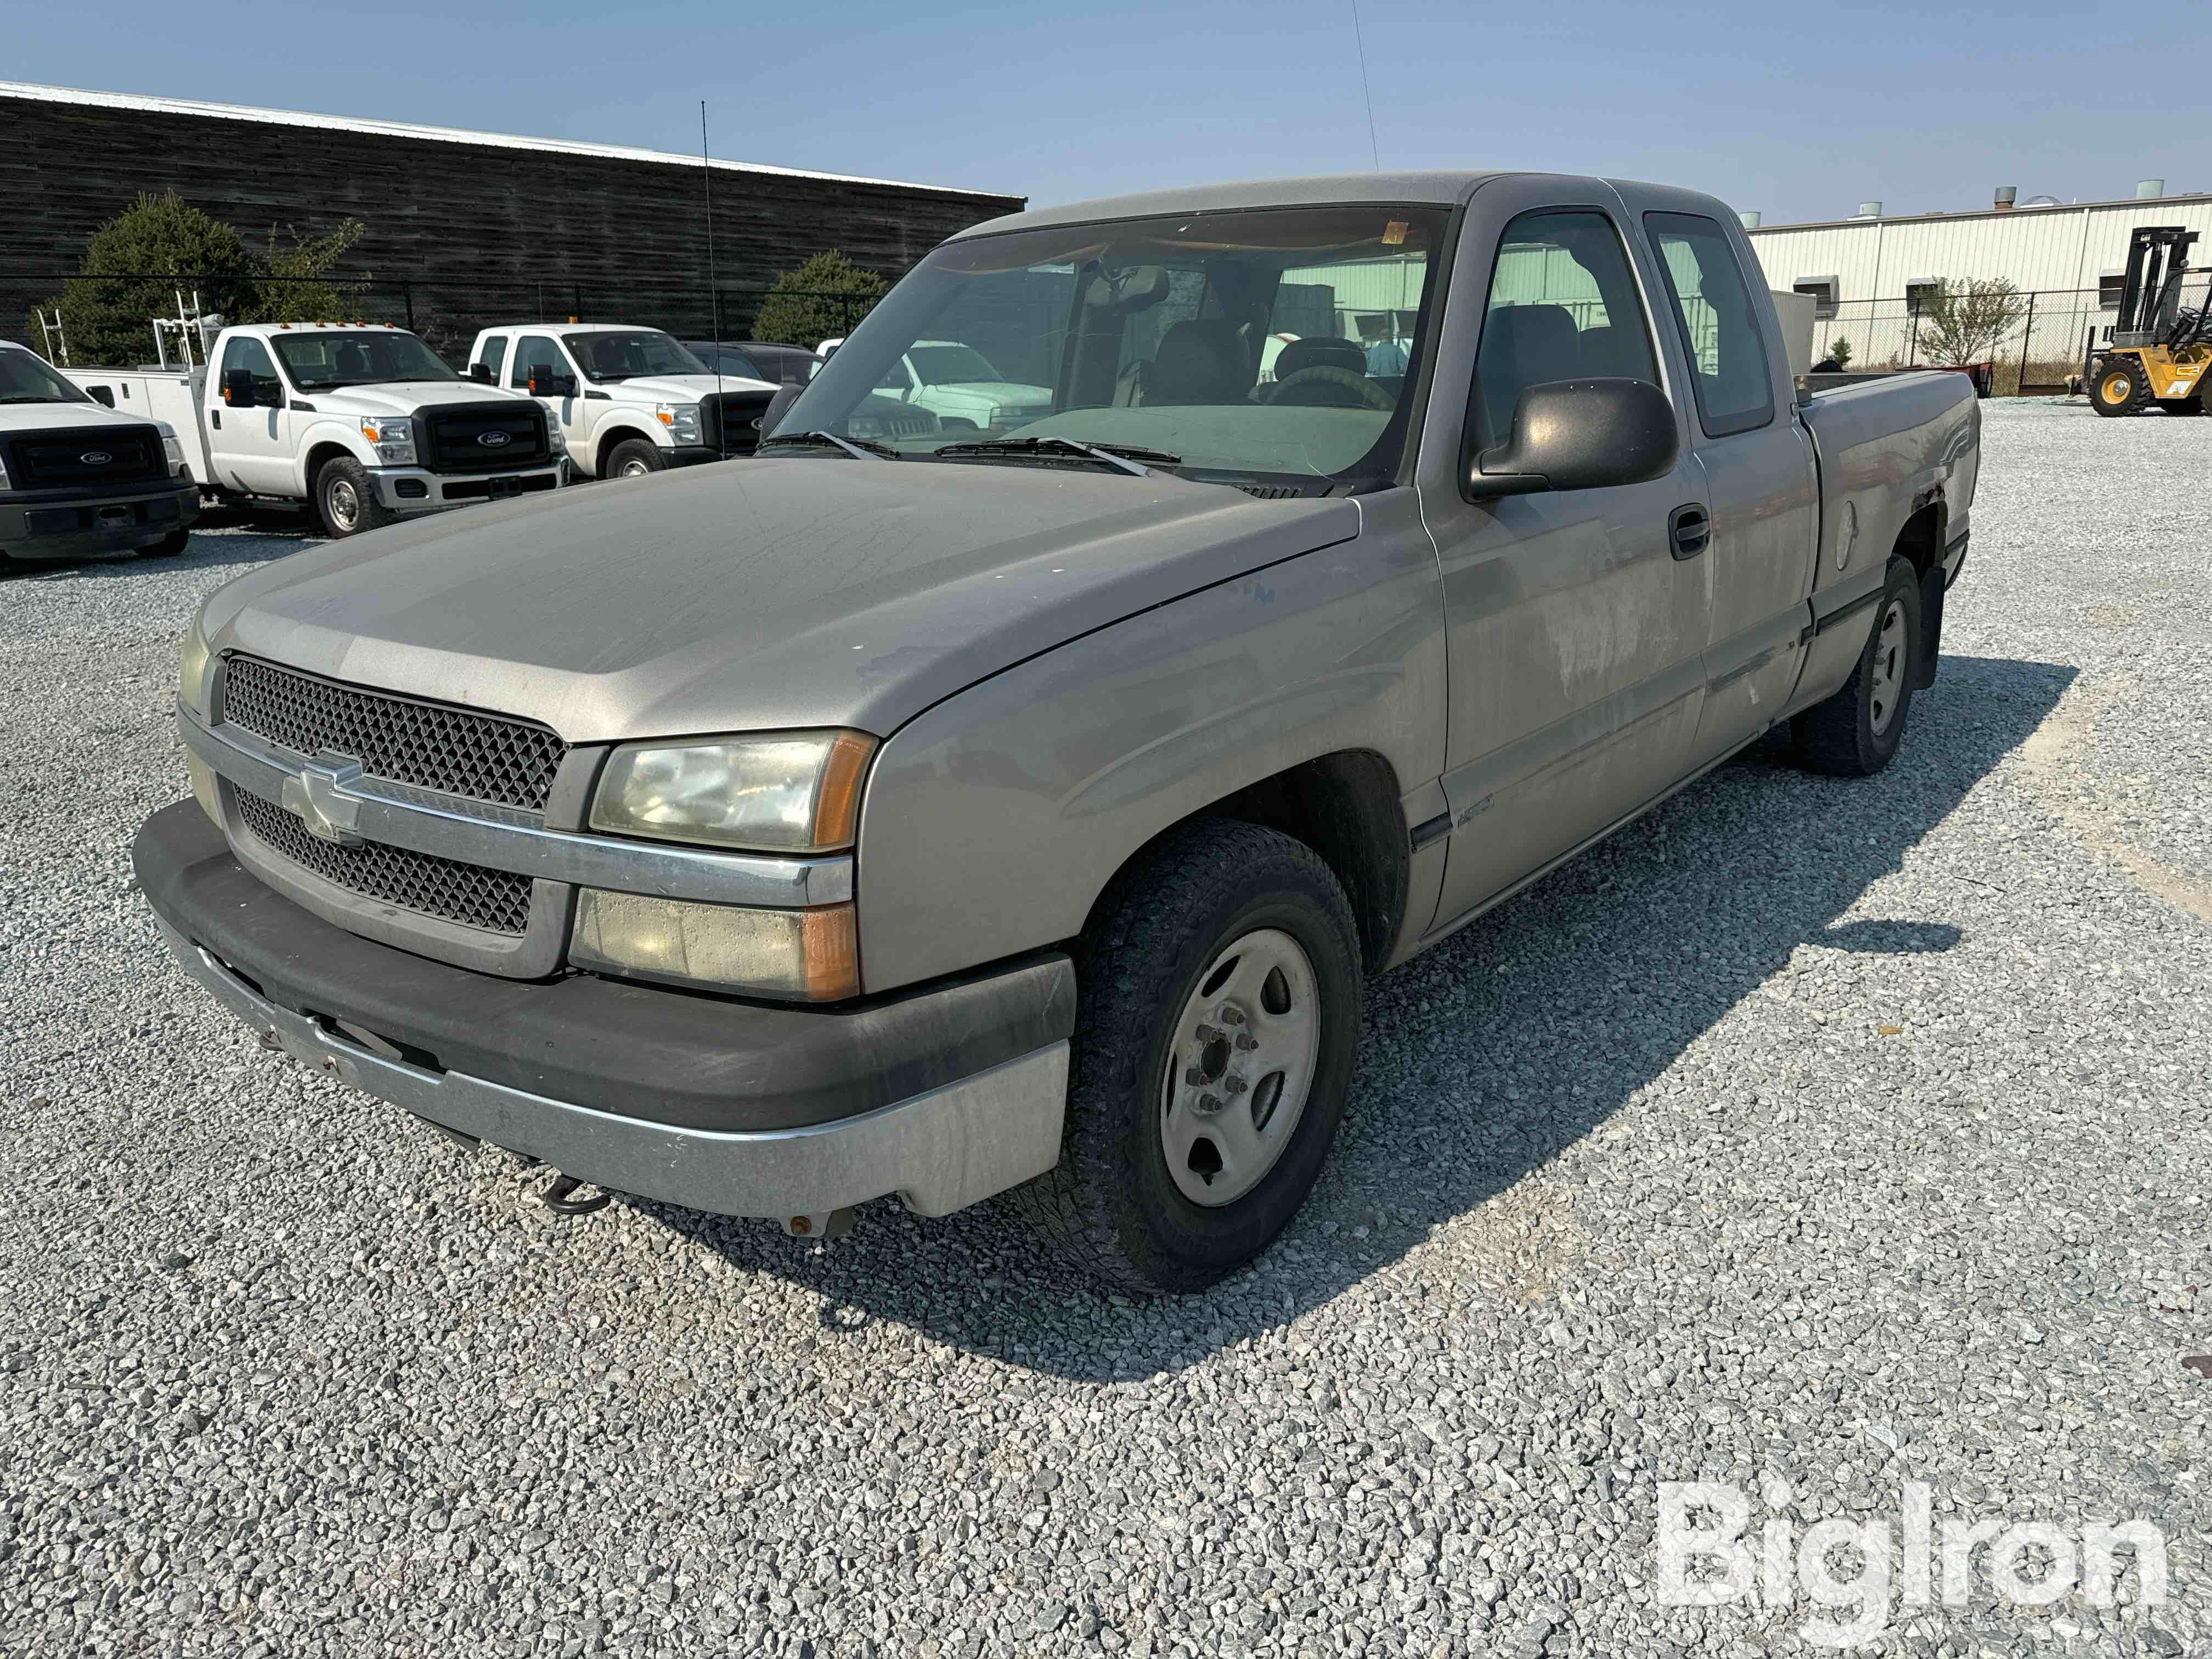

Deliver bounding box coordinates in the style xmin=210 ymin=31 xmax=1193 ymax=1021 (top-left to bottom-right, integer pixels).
xmin=947 ymin=171 xmax=1508 ymax=241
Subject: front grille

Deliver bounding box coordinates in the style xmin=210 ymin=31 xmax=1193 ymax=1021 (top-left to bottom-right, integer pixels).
xmin=418 ymin=401 xmax=549 ymax=474
xmin=221 ymin=657 xmax=566 ymax=812
xmin=237 ymin=789 xmax=534 ymax=935
xmin=702 ymin=391 xmax=775 ymax=457
xmin=5 ymin=425 xmax=168 ymax=489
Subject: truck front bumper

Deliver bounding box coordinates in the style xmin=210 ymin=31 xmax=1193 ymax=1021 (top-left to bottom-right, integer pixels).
xmin=368 ymin=466 xmax=566 ymax=517
xmin=133 ymin=800 xmax=1073 ymax=1223
xmin=0 ymin=477 xmax=199 ymax=561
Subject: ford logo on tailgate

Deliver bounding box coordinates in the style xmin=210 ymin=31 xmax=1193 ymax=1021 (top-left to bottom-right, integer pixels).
xmin=476 ymin=431 xmax=512 ymax=448
xmin=80 ymin=450 xmax=113 ymax=465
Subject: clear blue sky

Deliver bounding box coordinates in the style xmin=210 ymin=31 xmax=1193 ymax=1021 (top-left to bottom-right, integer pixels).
xmin=13 ymin=0 xmax=2211 ymax=223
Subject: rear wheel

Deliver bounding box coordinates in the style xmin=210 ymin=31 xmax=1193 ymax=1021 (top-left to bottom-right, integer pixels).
xmin=2090 ymin=355 xmax=2153 ymax=417
xmin=314 ymin=456 xmax=390 ymax=539
xmin=605 ymin=438 xmax=664 ymax=478
xmin=1793 ymin=556 xmax=1922 ymax=777
xmin=1011 ymin=819 xmax=1364 ymax=1293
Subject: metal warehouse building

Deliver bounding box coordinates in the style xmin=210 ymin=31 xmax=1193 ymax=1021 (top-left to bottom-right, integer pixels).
xmin=0 ymin=81 xmax=1024 ymax=360
xmin=1740 ymin=183 xmax=2212 ymax=390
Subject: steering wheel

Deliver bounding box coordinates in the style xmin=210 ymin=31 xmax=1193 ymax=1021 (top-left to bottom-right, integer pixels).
xmin=1266 ymin=364 xmax=1394 ymax=410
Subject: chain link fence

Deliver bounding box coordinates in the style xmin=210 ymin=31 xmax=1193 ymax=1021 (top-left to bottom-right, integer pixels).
xmin=25 ymin=272 xmax=885 ymax=368
xmin=1803 ymin=286 xmax=2179 ymax=396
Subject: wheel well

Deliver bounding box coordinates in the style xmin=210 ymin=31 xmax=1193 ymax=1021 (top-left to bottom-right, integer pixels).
xmin=303 ymin=442 xmax=354 ymax=493
xmin=1892 ymin=499 xmax=1946 ymax=681
xmin=1892 ymin=499 xmax=1943 ymax=581
xmin=596 ymin=426 xmax=655 ymax=465
xmin=1170 ymin=751 xmax=1409 ymax=974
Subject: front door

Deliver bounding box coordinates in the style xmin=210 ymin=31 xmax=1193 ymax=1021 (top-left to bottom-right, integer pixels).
xmin=205 ymin=335 xmax=293 ymax=496
xmin=1628 ymin=204 xmax=1820 ymax=761
xmin=1419 ymin=182 xmax=1713 ymax=931
xmin=511 ymin=332 xmax=585 ymax=461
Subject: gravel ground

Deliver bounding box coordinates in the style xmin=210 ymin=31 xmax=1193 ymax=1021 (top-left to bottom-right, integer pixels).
xmin=4 ymin=405 xmax=2211 ymax=1658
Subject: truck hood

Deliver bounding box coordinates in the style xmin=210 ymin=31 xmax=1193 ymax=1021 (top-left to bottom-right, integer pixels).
xmin=595 ymin=373 xmax=777 ymax=403
xmin=0 ymin=400 xmax=161 ymax=433
xmin=308 ymin=382 xmax=530 ymax=417
xmin=201 ymin=459 xmax=1359 ymax=741
xmin=932 ymin=381 xmax=1053 ymax=410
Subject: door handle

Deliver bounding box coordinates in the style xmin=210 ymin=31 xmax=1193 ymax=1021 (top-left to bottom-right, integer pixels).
xmin=209 ymin=410 xmax=222 ymax=430
xmin=1668 ymin=503 xmax=1709 ymax=560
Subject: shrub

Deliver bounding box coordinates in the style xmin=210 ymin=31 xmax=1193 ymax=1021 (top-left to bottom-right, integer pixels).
xmin=748 ymin=251 xmax=888 ymax=347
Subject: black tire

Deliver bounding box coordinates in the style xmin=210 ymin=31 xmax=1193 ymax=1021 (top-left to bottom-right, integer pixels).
xmin=1010 ymin=819 xmax=1364 ymax=1294
xmin=138 ymin=528 xmax=190 ymax=557
xmin=314 ymin=456 xmax=390 ymax=539
xmin=1793 ymin=557 xmax=1922 ymax=777
xmin=2090 ymin=355 xmax=2153 ymax=417
xmin=603 ymin=438 xmax=664 ymax=478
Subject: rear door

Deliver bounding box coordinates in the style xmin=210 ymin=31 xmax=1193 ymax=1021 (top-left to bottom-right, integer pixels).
xmin=1625 ymin=200 xmax=1820 ymax=762
xmin=1419 ymin=178 xmax=1713 ymax=930
xmin=204 ymin=335 xmax=294 ymax=495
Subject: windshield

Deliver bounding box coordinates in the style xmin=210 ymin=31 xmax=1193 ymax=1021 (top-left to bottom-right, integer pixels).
xmin=563 ymin=330 xmax=707 ymax=382
xmin=271 ymin=331 xmax=459 ymax=390
xmin=0 ymin=347 xmax=93 ymax=405
xmin=767 ymin=203 xmax=1448 ymax=486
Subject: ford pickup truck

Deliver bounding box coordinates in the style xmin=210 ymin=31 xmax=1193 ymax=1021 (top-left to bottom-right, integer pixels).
xmin=66 ymin=323 xmax=567 ymax=539
xmin=1 ymin=339 xmax=199 ymax=563
xmin=134 ymin=171 xmax=1976 ymax=1291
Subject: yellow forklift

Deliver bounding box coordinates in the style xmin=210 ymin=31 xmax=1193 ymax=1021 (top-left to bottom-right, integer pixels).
xmin=2088 ymin=225 xmax=2209 ymax=416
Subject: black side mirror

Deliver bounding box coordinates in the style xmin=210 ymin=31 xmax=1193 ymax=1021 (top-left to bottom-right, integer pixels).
xmin=469 ymin=362 xmax=493 ymax=383
xmin=527 ymin=365 xmax=576 ymax=397
xmin=1466 ymin=378 xmax=1677 ymax=499
xmin=759 ymin=385 xmax=806 ymax=440
xmin=221 ymin=368 xmax=257 ymax=410
xmin=87 ymin=385 xmax=115 ymax=407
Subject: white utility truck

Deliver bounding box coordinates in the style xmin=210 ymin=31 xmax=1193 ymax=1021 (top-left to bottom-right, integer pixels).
xmin=465 ymin=324 xmax=778 ymax=478
xmin=66 ymin=322 xmax=567 ymax=539
xmin=1 ymin=339 xmax=199 ymax=564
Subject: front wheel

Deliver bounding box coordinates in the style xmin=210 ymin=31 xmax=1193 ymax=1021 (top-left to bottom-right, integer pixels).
xmin=1792 ymin=556 xmax=1923 ymax=777
xmin=604 ymin=438 xmax=664 ymax=479
xmin=314 ymin=456 xmax=390 ymax=539
xmin=2090 ymin=356 xmax=2153 ymax=417
xmin=1011 ymin=819 xmax=1364 ymax=1293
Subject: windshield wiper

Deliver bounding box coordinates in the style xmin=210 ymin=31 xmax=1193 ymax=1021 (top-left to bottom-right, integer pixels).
xmin=930 ymin=436 xmax=1180 ymax=477
xmin=758 ymin=430 xmax=897 ymax=461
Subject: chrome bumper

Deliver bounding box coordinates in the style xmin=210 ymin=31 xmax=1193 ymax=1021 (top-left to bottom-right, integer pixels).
xmin=159 ymin=917 xmax=1069 ymax=1221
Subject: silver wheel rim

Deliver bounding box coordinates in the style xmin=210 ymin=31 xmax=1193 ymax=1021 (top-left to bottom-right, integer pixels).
xmin=619 ymin=458 xmax=651 ymax=477
xmin=1160 ymin=928 xmax=1321 ymax=1207
xmin=327 ymin=477 xmax=359 ymax=532
xmin=1868 ymin=599 xmax=1907 ymax=735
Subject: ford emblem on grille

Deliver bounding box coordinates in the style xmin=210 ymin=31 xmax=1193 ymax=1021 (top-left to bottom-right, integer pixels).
xmin=477 ymin=431 xmax=512 ymax=448
xmin=81 ymin=450 xmax=113 ymax=465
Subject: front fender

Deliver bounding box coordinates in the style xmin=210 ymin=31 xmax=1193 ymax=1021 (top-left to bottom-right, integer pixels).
xmin=290 ymin=420 xmax=379 ymax=495
xmin=853 ymin=497 xmax=1448 ymax=994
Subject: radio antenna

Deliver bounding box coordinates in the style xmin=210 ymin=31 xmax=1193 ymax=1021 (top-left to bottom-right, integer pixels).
xmin=1348 ymin=0 xmax=1380 ymax=170
xmin=702 ymin=99 xmax=727 ymax=459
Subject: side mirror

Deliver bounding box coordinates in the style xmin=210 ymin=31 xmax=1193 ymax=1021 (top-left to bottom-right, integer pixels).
xmin=221 ymin=368 xmax=258 ymax=409
xmin=469 ymin=362 xmax=493 ymax=383
xmin=87 ymin=385 xmax=115 ymax=408
xmin=759 ymin=385 xmax=806 ymax=440
xmin=527 ymin=366 xmax=576 ymax=397
xmin=1466 ymin=377 xmax=1677 ymax=499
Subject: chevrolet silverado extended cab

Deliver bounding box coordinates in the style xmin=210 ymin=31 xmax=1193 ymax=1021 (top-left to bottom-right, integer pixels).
xmin=135 ymin=172 xmax=1976 ymax=1291
xmin=66 ymin=323 xmax=567 ymax=539
xmin=1 ymin=340 xmax=199 ymax=563
xmin=466 ymin=324 xmax=779 ymax=476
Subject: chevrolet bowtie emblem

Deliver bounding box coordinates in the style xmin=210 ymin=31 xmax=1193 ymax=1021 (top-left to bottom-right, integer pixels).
xmin=280 ymin=753 xmax=366 ymax=845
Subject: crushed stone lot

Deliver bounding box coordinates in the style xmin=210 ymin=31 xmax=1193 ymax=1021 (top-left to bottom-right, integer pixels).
xmin=3 ymin=402 xmax=2210 ymax=1657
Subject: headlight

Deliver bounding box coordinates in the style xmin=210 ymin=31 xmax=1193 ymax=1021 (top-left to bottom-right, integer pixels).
xmin=545 ymin=424 xmax=568 ymax=453
xmin=589 ymin=731 xmax=874 ymax=853
xmin=0 ymin=448 xmax=10 ymax=489
xmin=155 ymin=421 xmax=185 ymax=475
xmin=178 ymin=613 xmax=212 ymax=718
xmin=570 ymin=890 xmax=858 ymax=1002
xmin=655 ymin=402 xmax=702 ymax=443
xmin=358 ymin=416 xmax=417 ymax=466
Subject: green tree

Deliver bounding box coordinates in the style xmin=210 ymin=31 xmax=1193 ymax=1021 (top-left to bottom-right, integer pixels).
xmin=1827 ymin=335 xmax=1855 ymax=368
xmin=748 ymin=251 xmax=889 ymax=347
xmin=1912 ymin=278 xmax=2028 ymax=366
xmin=252 ymin=218 xmax=370 ymax=324
xmin=31 ymin=191 xmax=261 ymax=366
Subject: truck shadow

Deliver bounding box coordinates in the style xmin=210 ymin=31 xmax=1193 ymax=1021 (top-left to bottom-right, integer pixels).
xmin=642 ymin=653 xmax=2074 ymax=1380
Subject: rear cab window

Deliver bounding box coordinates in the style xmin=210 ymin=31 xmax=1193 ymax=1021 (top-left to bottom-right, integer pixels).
xmin=1643 ymin=213 xmax=1775 ymax=437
